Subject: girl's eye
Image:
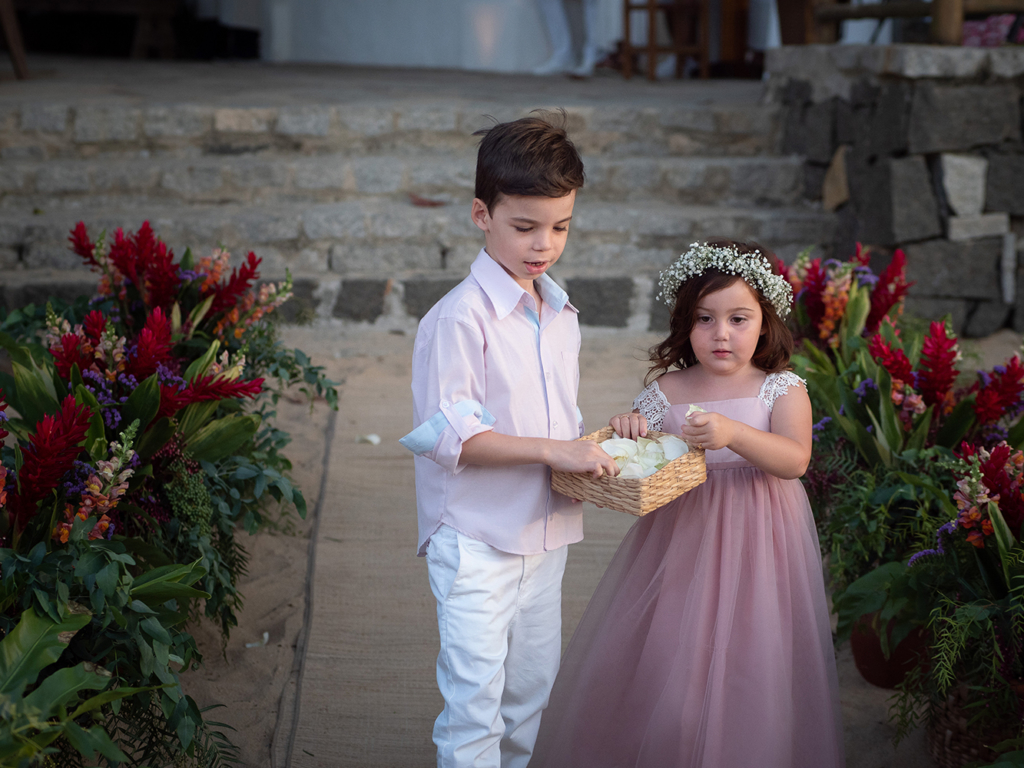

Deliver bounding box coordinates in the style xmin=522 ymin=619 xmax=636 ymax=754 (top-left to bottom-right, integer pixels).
xmin=697 ymin=315 xmax=712 ymax=323
xmin=554 ymin=226 xmax=568 ymax=233
xmin=514 ymin=226 xmax=532 ymax=233
xmin=731 ymin=316 xmax=747 ymax=324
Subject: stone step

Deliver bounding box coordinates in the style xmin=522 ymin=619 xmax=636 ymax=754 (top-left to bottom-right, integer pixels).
xmin=0 ymin=197 xmax=835 ymax=277
xmin=1 ymin=101 xmax=781 ymax=163
xmin=0 ymin=154 xmax=805 ymax=209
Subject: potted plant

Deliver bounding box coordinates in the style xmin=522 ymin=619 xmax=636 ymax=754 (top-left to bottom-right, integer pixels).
xmin=837 ymin=443 xmax=1024 ymax=766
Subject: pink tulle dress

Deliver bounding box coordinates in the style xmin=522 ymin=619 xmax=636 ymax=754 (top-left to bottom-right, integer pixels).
xmin=531 ymin=372 xmax=845 ymax=768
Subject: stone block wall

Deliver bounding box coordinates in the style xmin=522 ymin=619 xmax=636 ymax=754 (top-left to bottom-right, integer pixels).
xmin=767 ymin=45 xmax=1024 ymax=336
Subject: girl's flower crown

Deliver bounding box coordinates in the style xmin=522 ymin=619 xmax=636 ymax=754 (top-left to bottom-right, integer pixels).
xmin=657 ymin=242 xmax=794 ymax=318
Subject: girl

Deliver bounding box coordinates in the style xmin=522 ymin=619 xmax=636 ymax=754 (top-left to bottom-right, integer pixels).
xmin=531 ymin=240 xmax=845 ymax=768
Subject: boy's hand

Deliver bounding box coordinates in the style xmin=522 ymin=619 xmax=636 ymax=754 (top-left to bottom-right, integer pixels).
xmin=548 ymin=440 xmax=620 ymax=479
xmin=681 ymin=411 xmax=736 ymax=452
xmin=609 ymin=412 xmax=647 ymax=440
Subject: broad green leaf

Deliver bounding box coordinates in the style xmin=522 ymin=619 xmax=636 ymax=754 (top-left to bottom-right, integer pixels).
xmin=936 ymin=396 xmax=977 ymax=449
xmin=22 ymin=664 xmax=110 ymax=716
xmin=140 ymin=616 xmax=173 ymax=645
xmin=988 ymin=501 xmax=1017 ymax=588
xmin=75 ymin=384 xmax=107 ymax=462
xmin=131 ymin=560 xmax=207 ymax=589
xmin=187 ymin=413 xmax=261 ymax=463
xmin=178 ymin=400 xmax=220 ymax=440
xmin=184 ymin=339 xmax=221 ymax=382
xmin=121 ymin=373 xmax=160 ymax=434
xmin=137 ymin=417 xmax=176 ymax=461
xmin=11 ymin=359 xmax=60 ymax=427
xmin=0 ymin=608 xmax=90 ymax=697
xmin=905 ymin=406 xmax=934 ymax=452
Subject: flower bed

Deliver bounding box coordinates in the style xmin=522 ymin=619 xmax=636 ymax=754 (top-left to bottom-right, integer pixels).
xmin=792 ymin=244 xmax=1024 ymax=765
xmin=0 ymin=222 xmax=337 ymax=764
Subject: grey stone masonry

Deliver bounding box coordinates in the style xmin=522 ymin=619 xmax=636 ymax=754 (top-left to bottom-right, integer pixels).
xmin=767 ymin=44 xmax=1024 ymax=335
xmin=0 ymin=154 xmax=806 ymax=209
xmin=0 ymin=61 xmax=839 ymax=332
xmin=0 ymin=101 xmax=783 ymax=162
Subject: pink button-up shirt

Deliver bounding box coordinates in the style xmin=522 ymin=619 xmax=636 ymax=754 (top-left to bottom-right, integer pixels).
xmin=401 ymin=249 xmax=584 ymax=556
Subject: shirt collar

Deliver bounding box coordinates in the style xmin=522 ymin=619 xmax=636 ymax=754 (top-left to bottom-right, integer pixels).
xmin=470 ymin=248 xmax=576 ymax=320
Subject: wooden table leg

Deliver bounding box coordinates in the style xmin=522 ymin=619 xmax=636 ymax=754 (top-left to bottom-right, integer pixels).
xmin=0 ymin=0 xmax=27 ymax=80
xmin=931 ymin=0 xmax=964 ymax=43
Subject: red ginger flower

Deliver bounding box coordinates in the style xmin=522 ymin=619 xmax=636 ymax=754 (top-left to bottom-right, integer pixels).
xmin=801 ymin=258 xmax=827 ymax=330
xmin=918 ymin=321 xmax=959 ymax=410
xmin=82 ymin=310 xmax=108 ymax=346
xmin=155 ymin=374 xmax=264 ymax=421
xmin=974 ymin=356 xmax=1024 ymax=425
xmin=865 ymin=249 xmax=913 ymax=335
xmin=868 ymin=332 xmax=914 ymax=386
xmin=209 ymin=251 xmax=261 ymax=317
xmin=145 ymin=238 xmax=181 ymax=312
xmin=8 ymin=395 xmax=92 ymax=533
xmin=959 ymin=442 xmax=1024 ymax=534
xmin=127 ymin=307 xmax=174 ymax=380
xmin=50 ymin=333 xmax=95 ymax=381
xmin=68 ymin=222 xmax=97 ymax=267
xmin=852 ymin=242 xmax=871 ymax=267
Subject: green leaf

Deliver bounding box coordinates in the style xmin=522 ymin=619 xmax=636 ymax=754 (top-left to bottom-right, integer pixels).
xmin=137 ymin=417 xmax=176 ymax=461
xmin=22 ymin=664 xmax=111 ymax=716
xmin=1008 ymin=413 xmax=1024 ymax=450
xmin=905 ymin=406 xmax=934 ymax=452
xmin=96 ymin=561 xmax=120 ymax=597
xmin=187 ymin=413 xmax=262 ymax=463
xmin=184 ymin=339 xmax=221 ymax=382
xmin=987 ymin=501 xmax=1016 ymax=588
xmin=936 ymin=395 xmax=977 ymax=449
xmin=141 ymin=616 xmax=173 ymax=645
xmin=178 ymin=400 xmax=220 ymax=441
xmin=0 ymin=608 xmax=90 ymax=697
xmin=75 ymin=384 xmax=107 ymax=462
xmin=121 ymin=373 xmax=161 ymax=434
xmin=11 ymin=359 xmax=60 ymax=428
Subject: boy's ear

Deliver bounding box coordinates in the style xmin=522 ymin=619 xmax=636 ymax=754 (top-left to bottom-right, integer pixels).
xmin=470 ymin=198 xmax=491 ymax=233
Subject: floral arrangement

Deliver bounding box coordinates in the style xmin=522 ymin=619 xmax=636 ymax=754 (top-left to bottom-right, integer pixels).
xmin=657 ymin=242 xmax=794 ymax=317
xmin=782 ymin=245 xmax=911 ymax=350
xmin=0 ymin=221 xmax=337 ymax=764
xmin=836 ymin=444 xmax=1024 ymax=762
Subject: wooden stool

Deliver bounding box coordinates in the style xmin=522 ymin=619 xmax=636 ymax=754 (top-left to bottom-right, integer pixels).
xmin=622 ymin=0 xmax=710 ymax=81
xmin=0 ymin=0 xmax=28 ymax=79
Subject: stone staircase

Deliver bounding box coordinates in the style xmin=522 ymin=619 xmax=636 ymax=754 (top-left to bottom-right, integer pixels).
xmin=0 ymin=76 xmax=836 ymax=331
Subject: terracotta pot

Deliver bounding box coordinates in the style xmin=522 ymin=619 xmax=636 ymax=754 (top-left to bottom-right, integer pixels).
xmin=850 ymin=613 xmax=928 ymax=689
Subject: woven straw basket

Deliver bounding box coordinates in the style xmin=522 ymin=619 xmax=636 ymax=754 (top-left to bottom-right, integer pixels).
xmin=550 ymin=426 xmax=706 ymax=516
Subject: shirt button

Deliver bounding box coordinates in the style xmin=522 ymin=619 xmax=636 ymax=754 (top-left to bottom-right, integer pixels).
xmin=441 ymin=400 xmax=450 ymax=408
xmin=553 ymin=421 xmax=559 ymax=427
xmin=546 ymin=371 xmax=552 ymax=379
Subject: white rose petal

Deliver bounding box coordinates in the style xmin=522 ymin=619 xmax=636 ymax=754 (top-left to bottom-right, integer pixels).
xmin=658 ymin=435 xmax=689 ymax=461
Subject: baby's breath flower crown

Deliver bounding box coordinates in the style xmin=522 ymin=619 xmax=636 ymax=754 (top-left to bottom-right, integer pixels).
xmin=657 ymin=242 xmax=794 ymax=318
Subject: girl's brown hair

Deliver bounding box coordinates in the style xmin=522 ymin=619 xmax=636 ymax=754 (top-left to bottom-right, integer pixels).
xmin=646 ymin=239 xmax=794 ymax=385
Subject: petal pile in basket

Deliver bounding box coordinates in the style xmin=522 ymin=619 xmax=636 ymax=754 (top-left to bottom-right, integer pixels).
xmin=550 ymin=427 xmax=707 ymax=516
xmin=599 ymin=435 xmax=689 ymax=479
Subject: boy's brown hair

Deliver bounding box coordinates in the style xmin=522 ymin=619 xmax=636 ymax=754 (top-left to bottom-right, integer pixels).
xmin=474 ymin=111 xmax=585 ymax=213
xmin=646 ymin=238 xmax=794 ymax=385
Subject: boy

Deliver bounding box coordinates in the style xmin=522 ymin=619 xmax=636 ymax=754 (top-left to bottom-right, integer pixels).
xmin=400 ymin=115 xmax=618 ymax=768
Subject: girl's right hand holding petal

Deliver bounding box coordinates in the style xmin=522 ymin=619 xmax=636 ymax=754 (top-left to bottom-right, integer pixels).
xmin=610 ymin=412 xmax=648 ymax=441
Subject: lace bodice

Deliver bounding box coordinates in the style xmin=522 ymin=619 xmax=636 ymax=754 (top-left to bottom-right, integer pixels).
xmin=632 ymin=371 xmax=806 ymax=431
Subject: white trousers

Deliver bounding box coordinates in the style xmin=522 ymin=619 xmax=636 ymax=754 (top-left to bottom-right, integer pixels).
xmin=426 ymin=525 xmax=568 ymax=768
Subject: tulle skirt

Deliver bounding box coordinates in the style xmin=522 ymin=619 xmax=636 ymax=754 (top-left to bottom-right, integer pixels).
xmin=531 ymin=466 xmax=845 ymax=768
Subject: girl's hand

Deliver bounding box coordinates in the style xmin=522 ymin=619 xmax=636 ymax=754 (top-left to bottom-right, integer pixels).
xmin=682 ymin=412 xmax=737 ymax=452
xmin=609 ymin=412 xmax=647 ymax=440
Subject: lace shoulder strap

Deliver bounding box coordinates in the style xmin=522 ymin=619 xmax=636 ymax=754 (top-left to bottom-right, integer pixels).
xmin=758 ymin=371 xmax=806 ymax=413
xmin=633 ymin=380 xmax=670 ymax=431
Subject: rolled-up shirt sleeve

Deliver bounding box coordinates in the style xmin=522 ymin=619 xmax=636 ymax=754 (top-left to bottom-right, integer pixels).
xmin=400 ymin=317 xmax=494 ymax=474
